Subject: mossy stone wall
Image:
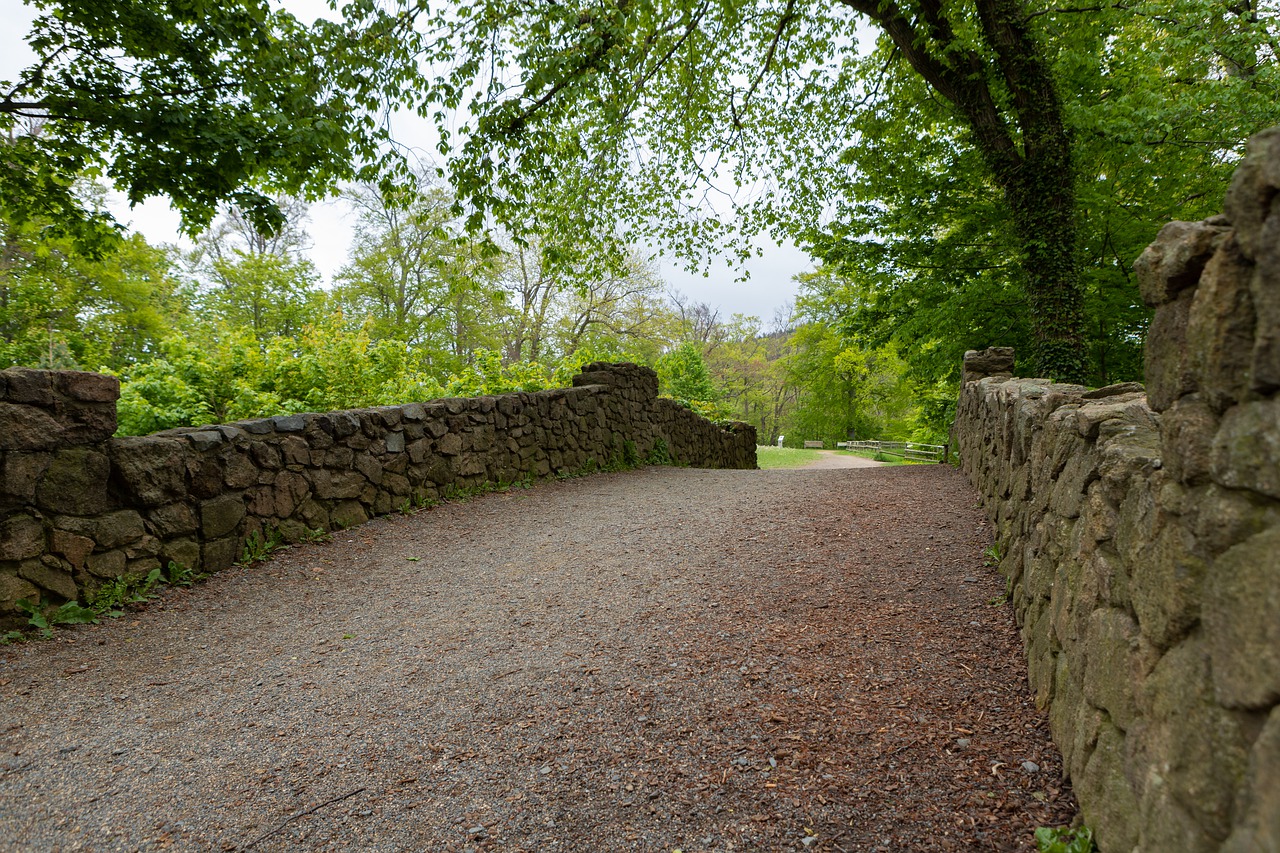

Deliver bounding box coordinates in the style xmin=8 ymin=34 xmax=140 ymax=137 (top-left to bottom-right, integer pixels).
xmin=954 ymin=128 xmax=1280 ymax=851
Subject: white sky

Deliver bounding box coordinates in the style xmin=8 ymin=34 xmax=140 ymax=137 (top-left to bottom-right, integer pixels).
xmin=0 ymin=0 xmax=810 ymax=321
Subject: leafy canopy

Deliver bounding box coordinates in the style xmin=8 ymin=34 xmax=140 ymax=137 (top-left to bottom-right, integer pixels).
xmin=0 ymin=0 xmax=423 ymax=246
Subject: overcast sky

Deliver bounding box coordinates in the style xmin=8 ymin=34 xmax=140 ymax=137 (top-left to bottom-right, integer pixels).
xmin=1 ymin=0 xmax=811 ymax=321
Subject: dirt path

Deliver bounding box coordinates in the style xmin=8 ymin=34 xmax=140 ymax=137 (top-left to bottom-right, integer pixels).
xmin=0 ymin=466 xmax=1074 ymax=852
xmin=798 ymin=451 xmax=883 ymax=470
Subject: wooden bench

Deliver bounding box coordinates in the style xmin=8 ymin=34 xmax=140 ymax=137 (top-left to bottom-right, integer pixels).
xmin=803 ymin=440 xmax=824 ymax=449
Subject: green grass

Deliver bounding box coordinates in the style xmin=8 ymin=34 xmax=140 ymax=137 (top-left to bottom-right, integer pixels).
xmin=755 ymin=446 xmax=824 ymax=469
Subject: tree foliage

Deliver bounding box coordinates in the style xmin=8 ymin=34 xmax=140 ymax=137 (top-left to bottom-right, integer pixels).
xmin=0 ymin=0 xmax=421 ymax=244
xmin=399 ymin=0 xmax=1278 ymax=382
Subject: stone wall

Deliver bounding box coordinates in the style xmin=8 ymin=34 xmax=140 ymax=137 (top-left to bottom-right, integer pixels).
xmin=954 ymin=127 xmax=1280 ymax=852
xmin=1 ymin=362 xmax=756 ymax=628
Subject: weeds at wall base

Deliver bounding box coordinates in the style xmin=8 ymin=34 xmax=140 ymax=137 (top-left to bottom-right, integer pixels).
xmin=1 ymin=560 xmax=202 ymax=644
xmin=1034 ymin=825 xmax=1094 ymax=853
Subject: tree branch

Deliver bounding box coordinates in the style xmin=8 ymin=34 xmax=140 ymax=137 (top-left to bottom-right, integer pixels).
xmin=731 ymin=0 xmax=799 ymax=130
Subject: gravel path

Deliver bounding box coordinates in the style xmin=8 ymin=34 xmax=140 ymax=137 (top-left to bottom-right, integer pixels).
xmin=0 ymin=466 xmax=1075 ymax=852
xmin=797 ymin=452 xmax=882 ymax=470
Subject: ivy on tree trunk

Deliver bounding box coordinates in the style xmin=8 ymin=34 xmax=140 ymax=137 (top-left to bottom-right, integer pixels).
xmin=840 ymin=0 xmax=1087 ymax=381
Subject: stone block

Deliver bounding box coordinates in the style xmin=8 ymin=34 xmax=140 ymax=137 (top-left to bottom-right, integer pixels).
xmin=202 ymin=537 xmax=239 ymax=572
xmin=1130 ymin=522 xmax=1206 ymax=649
xmin=354 ymin=454 xmax=383 ymax=485
xmin=329 ymin=411 xmax=360 ymax=439
xmin=297 ymin=499 xmax=328 ymax=531
xmin=385 ymin=431 xmax=405 ymax=453
xmin=309 ymin=469 xmax=365 ymax=500
xmin=53 ymin=370 xmax=119 ymax=403
xmin=0 ymin=451 xmax=51 ymax=503
xmin=1224 ymin=125 xmax=1280 ymax=261
xmin=1192 ymin=484 xmax=1280 ymax=559
xmin=0 ymin=572 xmax=39 ymax=611
xmin=271 ymin=414 xmax=308 ymax=433
xmin=1134 ymin=219 xmax=1231 ymax=307
xmin=280 ymin=436 xmax=310 ymax=466
xmin=34 ymin=447 xmax=113 ymax=515
xmin=1160 ymin=395 xmax=1218 ymax=485
xmin=1049 ymin=451 xmax=1099 ymax=519
xmin=1 ymin=368 xmax=54 ymax=404
xmin=1211 ymin=399 xmax=1280 ymax=499
xmin=0 ymin=403 xmax=65 ymax=451
xmin=1204 ymin=526 xmax=1280 ymax=709
xmin=457 ymin=453 xmax=485 ymax=477
xmin=222 ymin=450 xmax=259 ymax=489
xmin=330 ymin=500 xmax=368 ymax=529
xmin=161 ymin=538 xmax=201 ymax=573
xmin=1250 ymin=220 xmax=1280 ymax=392
xmin=19 ymin=557 xmax=78 ymax=600
xmin=272 ymin=471 xmax=309 ymax=518
xmin=1082 ymin=608 xmax=1142 ymax=731
xmin=0 ymin=513 xmax=44 ymax=561
xmin=186 ymin=430 xmax=224 ymax=451
xmin=201 ymin=495 xmax=246 ymax=539
xmin=1145 ymin=289 xmax=1197 ymax=412
xmin=234 ymin=418 xmax=275 ymax=435
xmin=325 ymin=446 xmax=354 ymax=469
xmin=109 ymin=436 xmax=188 ymax=506
xmin=249 ymin=441 xmax=282 ymax=469
xmin=49 ymin=528 xmax=94 ymax=570
xmin=54 ymin=510 xmax=146 ymax=550
xmin=1133 ymin=636 xmax=1249 ymax=845
xmin=436 ymin=432 xmax=462 ymax=456
xmin=962 ymin=347 xmax=1016 ymax=384
xmin=126 ymin=556 xmax=161 ymax=577
xmin=1076 ymin=722 xmax=1140 ymax=853
xmin=1115 ymin=483 xmax=1160 ymax=569
xmin=85 ymin=549 xmax=127 ymax=579
xmin=1186 ymin=237 xmax=1256 ymax=412
xmin=383 ymin=473 xmax=411 ymax=497
xmin=188 ymin=456 xmax=225 ymax=500
xmin=1221 ymin=705 xmax=1280 ymax=853
xmin=147 ymin=502 xmax=198 ymax=537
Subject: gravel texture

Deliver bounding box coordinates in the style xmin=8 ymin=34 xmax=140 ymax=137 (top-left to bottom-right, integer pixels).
xmin=0 ymin=465 xmax=1076 ymax=851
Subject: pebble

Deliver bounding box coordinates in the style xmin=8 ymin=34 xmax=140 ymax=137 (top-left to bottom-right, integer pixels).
xmin=1022 ymin=760 xmax=1040 ymax=773
xmin=539 ymin=766 xmax=552 ymax=775
xmin=801 ymin=837 xmax=818 ymax=848
xmin=954 ymin=738 xmax=971 ymax=749
xmin=963 ymin=577 xmax=978 ymax=583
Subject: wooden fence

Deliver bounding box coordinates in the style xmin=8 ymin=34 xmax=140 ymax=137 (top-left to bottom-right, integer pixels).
xmin=843 ymin=440 xmax=946 ymax=463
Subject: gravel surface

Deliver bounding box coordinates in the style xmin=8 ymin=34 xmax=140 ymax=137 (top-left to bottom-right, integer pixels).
xmin=0 ymin=465 xmax=1075 ymax=852
xmin=796 ymin=452 xmax=882 ymax=470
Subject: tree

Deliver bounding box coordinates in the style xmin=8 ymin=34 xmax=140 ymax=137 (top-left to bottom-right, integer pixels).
xmin=1 ymin=0 xmax=421 ymax=243
xmin=407 ymin=0 xmax=1084 ymax=376
xmin=332 ymin=177 xmax=503 ymax=363
xmin=404 ymin=0 xmax=1277 ymax=382
xmin=799 ymin=0 xmax=1277 ymax=387
xmin=184 ymin=198 xmax=323 ymax=343
xmin=1 ymin=210 xmax=188 ymax=370
xmin=658 ymin=341 xmax=721 ymax=404
xmin=705 ymin=319 xmax=801 ymax=445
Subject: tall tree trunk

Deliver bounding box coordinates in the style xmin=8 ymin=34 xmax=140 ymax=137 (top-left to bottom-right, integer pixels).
xmin=841 ymin=0 xmax=1088 ymax=382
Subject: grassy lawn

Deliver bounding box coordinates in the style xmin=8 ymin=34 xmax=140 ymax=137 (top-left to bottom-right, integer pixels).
xmin=755 ymin=446 xmax=824 ymax=469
